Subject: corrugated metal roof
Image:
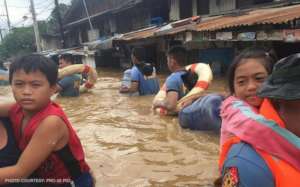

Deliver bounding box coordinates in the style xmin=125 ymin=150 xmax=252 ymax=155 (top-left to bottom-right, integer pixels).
xmin=116 ymin=26 xmax=160 ymax=41
xmin=155 ymin=16 xmax=199 ymax=36
xmin=196 ymin=4 xmax=300 ymax=31
xmin=155 ymin=23 xmax=195 ymax=36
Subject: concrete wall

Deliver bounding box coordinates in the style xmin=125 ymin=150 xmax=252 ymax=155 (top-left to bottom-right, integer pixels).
xmin=169 ymin=0 xmax=180 ymax=21
xmin=210 ymin=0 xmax=236 ymax=14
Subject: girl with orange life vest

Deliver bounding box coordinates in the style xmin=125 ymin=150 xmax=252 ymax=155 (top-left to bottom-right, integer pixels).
xmin=219 ymin=54 xmax=300 ymax=187
xmin=209 ymin=47 xmax=275 ymax=186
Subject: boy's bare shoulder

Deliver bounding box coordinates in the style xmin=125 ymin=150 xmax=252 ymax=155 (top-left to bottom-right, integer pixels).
xmin=38 ymin=115 xmax=68 ymax=132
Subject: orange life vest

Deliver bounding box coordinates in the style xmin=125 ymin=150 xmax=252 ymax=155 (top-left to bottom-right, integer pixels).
xmin=219 ymin=99 xmax=300 ymax=187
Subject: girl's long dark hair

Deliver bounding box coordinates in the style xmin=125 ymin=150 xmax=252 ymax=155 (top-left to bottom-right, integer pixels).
xmin=227 ymin=47 xmax=277 ymax=94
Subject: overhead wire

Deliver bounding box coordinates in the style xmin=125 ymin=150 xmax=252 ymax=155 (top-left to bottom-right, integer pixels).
xmin=4 ymin=0 xmax=72 ymax=28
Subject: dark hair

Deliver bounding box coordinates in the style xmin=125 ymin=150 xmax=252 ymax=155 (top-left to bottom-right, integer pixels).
xmin=59 ymin=53 xmax=74 ymax=64
xmin=181 ymin=70 xmax=198 ymax=91
xmin=227 ymin=47 xmax=276 ymax=94
xmin=167 ymin=45 xmax=188 ymax=67
xmin=132 ymin=47 xmax=145 ymax=62
xmin=9 ymin=54 xmax=58 ymax=86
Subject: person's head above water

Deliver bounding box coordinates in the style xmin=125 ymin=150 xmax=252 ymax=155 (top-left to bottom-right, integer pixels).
xmin=9 ymin=54 xmax=58 ymax=86
xmin=131 ymin=47 xmax=146 ymax=65
xmin=8 ymin=54 xmax=58 ymax=112
xmin=227 ymin=47 xmax=276 ymax=108
xmin=59 ymin=53 xmax=74 ymax=69
xmin=167 ymin=45 xmax=188 ymax=72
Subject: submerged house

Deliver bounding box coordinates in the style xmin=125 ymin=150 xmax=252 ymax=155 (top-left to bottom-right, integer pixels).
xmin=62 ymin=0 xmax=300 ymax=74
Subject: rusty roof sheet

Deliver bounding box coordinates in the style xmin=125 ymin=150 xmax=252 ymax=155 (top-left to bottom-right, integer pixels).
xmin=117 ymin=26 xmax=160 ymax=41
xmin=155 ymin=23 xmax=196 ymax=36
xmin=196 ymin=4 xmax=300 ymax=31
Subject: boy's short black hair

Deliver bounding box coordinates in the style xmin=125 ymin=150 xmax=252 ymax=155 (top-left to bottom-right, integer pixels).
xmin=167 ymin=45 xmax=188 ymax=67
xmin=132 ymin=47 xmax=146 ymax=62
xmin=59 ymin=53 xmax=74 ymax=64
xmin=9 ymin=54 xmax=58 ymax=86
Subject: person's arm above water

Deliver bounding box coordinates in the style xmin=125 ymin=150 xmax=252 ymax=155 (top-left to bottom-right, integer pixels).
xmin=120 ymin=67 xmax=139 ymax=93
xmin=153 ymin=91 xmax=179 ymax=112
xmin=119 ymin=81 xmax=138 ymax=93
xmin=0 ymin=115 xmax=68 ymax=184
xmin=153 ymin=75 xmax=180 ymax=112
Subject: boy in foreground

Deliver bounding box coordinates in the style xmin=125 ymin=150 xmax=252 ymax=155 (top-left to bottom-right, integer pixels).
xmin=0 ymin=54 xmax=93 ymax=187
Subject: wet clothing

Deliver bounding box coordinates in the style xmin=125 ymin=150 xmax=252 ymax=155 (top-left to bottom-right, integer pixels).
xmin=131 ymin=65 xmax=159 ymax=95
xmin=121 ymin=69 xmax=132 ymax=88
xmin=58 ymin=74 xmax=81 ymax=97
xmin=220 ymin=97 xmax=300 ymax=187
xmin=165 ymin=71 xmax=186 ymax=100
xmin=9 ymin=102 xmax=92 ymax=187
xmin=179 ymin=94 xmax=223 ymax=131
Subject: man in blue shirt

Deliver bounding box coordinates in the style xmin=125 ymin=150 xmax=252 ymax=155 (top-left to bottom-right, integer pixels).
xmin=56 ymin=54 xmax=81 ymax=97
xmin=120 ymin=47 xmax=159 ymax=96
xmin=152 ymin=46 xmax=189 ymax=113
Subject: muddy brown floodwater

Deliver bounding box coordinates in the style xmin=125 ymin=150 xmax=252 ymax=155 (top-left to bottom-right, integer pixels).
xmin=0 ymin=68 xmax=227 ymax=187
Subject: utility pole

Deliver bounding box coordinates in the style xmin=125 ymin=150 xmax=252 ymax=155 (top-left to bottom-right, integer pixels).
xmin=82 ymin=0 xmax=94 ymax=30
xmin=0 ymin=29 xmax=3 ymax=41
xmin=29 ymin=0 xmax=41 ymax=52
xmin=4 ymin=0 xmax=11 ymax=31
xmin=54 ymin=0 xmax=66 ymax=48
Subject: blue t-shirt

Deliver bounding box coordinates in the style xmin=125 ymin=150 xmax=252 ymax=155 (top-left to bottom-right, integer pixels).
xmin=58 ymin=74 xmax=81 ymax=97
xmin=165 ymin=71 xmax=186 ymax=100
xmin=221 ymin=142 xmax=275 ymax=187
xmin=131 ymin=66 xmax=159 ymax=96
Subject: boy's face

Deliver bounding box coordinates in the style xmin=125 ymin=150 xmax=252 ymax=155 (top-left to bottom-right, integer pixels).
xmin=11 ymin=70 xmax=56 ymax=113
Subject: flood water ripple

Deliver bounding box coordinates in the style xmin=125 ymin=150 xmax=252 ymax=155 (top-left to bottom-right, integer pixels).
xmin=0 ymin=68 xmax=227 ymax=187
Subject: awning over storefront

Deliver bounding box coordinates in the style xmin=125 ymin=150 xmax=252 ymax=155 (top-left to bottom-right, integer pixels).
xmin=196 ymin=4 xmax=300 ymax=31
xmin=84 ymin=35 xmax=123 ymax=50
xmin=155 ymin=16 xmax=199 ymax=36
xmin=72 ymin=3 xmax=300 ymax=48
xmin=40 ymin=47 xmax=95 ymax=57
xmin=115 ymin=26 xmax=159 ymax=41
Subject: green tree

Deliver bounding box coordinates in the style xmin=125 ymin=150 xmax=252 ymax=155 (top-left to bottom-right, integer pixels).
xmin=0 ymin=27 xmax=34 ymax=61
xmin=0 ymin=21 xmax=47 ymax=61
xmin=0 ymin=3 xmax=72 ymax=61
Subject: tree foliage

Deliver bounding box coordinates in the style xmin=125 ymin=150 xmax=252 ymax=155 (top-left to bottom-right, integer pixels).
xmin=0 ymin=3 xmax=71 ymax=61
xmin=0 ymin=27 xmax=35 ymax=61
